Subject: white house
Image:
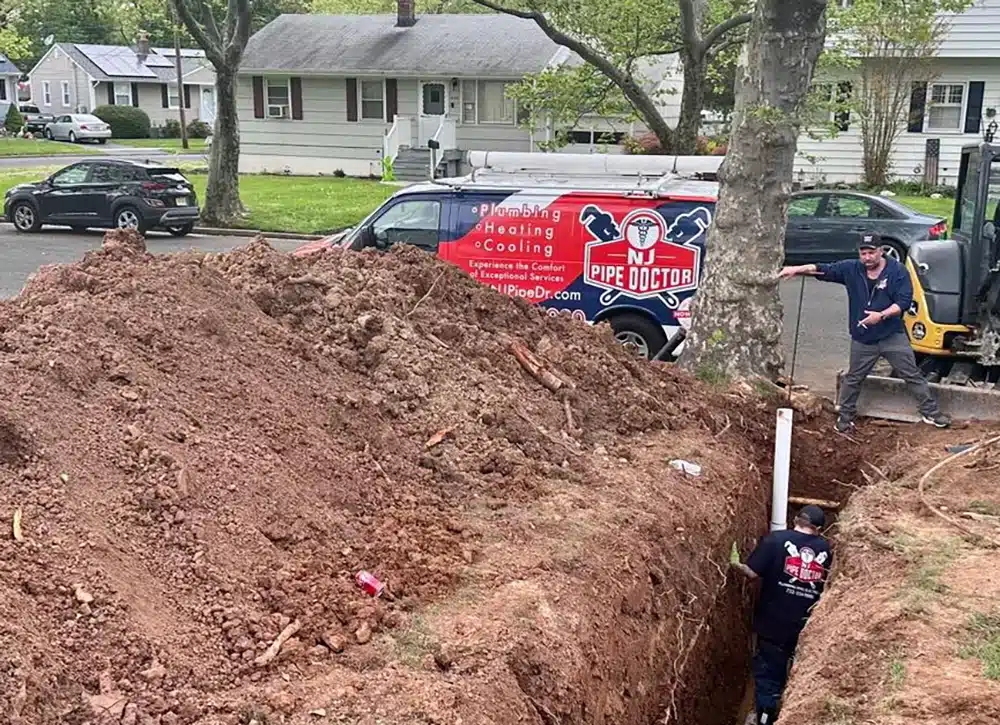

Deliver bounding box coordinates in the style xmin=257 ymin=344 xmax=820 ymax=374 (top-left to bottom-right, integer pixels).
xmin=236 ymin=2 xmax=683 ymax=179
xmin=795 ymin=0 xmax=1000 ymax=186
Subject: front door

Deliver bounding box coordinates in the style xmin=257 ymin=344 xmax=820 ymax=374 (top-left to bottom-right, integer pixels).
xmin=200 ymin=86 xmax=216 ymax=126
xmin=418 ymin=81 xmax=447 ymax=146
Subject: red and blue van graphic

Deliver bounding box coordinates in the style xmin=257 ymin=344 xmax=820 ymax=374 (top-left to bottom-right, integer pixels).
xmin=439 ymin=189 xmax=715 ymax=331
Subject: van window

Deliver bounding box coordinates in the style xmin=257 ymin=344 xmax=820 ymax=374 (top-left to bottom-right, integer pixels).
xmin=372 ymin=199 xmax=442 ymax=251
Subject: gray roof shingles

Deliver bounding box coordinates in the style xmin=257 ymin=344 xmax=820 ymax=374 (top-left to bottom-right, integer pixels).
xmin=239 ymin=14 xmax=565 ymax=77
xmin=0 ymin=53 xmax=19 ymax=76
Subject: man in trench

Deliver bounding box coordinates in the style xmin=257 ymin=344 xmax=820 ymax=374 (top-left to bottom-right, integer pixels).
xmin=778 ymin=231 xmax=950 ymax=432
xmin=731 ymin=505 xmax=833 ymax=724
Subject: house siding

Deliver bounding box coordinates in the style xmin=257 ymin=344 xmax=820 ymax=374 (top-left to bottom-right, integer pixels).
xmin=28 ymin=46 xmax=92 ymax=111
xmin=938 ymin=0 xmax=1000 ymax=57
xmin=95 ymin=81 xmax=206 ymax=126
xmin=795 ymin=59 xmax=1000 ymax=186
xmin=238 ymin=74 xmax=541 ymax=174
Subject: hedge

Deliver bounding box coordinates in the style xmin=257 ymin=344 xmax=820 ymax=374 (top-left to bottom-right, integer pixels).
xmin=93 ymin=105 xmax=151 ymax=139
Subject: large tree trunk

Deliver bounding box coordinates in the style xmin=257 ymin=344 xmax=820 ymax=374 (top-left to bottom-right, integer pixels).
xmin=677 ymin=0 xmax=828 ymax=381
xmin=203 ymin=70 xmax=244 ymax=226
xmin=675 ymin=50 xmax=707 ymax=154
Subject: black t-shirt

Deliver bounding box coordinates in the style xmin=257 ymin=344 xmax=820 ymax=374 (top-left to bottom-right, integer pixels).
xmin=746 ymin=529 xmax=833 ymax=650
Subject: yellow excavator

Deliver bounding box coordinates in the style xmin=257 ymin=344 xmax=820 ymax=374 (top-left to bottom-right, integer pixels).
xmin=842 ymin=142 xmax=1000 ymax=422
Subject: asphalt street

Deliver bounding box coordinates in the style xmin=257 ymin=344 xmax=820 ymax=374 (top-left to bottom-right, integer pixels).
xmin=0 ymin=145 xmax=207 ymax=169
xmin=0 ymin=226 xmax=302 ymax=297
xmin=0 ymin=227 xmax=852 ymax=397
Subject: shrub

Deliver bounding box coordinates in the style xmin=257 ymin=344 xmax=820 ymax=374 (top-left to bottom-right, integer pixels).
xmin=186 ymin=119 xmax=212 ymax=139
xmin=93 ymin=105 xmax=151 ymax=139
xmin=4 ymin=103 xmax=23 ymax=134
xmin=162 ymin=119 xmax=182 ymax=138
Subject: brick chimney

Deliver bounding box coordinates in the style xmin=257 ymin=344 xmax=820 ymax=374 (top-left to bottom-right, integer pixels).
xmin=135 ymin=32 xmax=150 ymax=63
xmin=397 ymin=0 xmax=416 ymax=27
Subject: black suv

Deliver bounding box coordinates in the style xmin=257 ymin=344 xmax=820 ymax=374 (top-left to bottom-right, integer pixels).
xmin=5 ymin=159 xmax=200 ymax=235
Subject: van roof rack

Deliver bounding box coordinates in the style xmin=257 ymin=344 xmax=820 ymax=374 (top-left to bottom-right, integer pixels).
xmin=431 ymin=150 xmax=722 ymax=198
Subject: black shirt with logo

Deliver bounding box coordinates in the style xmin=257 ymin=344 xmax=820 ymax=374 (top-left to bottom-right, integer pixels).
xmin=746 ymin=530 xmax=833 ymax=651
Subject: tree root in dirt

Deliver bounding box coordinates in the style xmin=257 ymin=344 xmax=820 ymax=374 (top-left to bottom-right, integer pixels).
xmin=918 ymin=433 xmax=1000 ymax=548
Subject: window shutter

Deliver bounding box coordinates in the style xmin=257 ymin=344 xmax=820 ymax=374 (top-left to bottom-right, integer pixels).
xmin=346 ymin=78 xmax=358 ymax=122
xmin=130 ymin=82 xmax=139 ymax=107
xmin=836 ymin=81 xmax=851 ymax=132
xmin=964 ymin=81 xmax=985 ymax=135
xmin=290 ymin=77 xmax=303 ymax=120
xmin=161 ymin=84 xmax=169 ymax=108
xmin=385 ymin=79 xmax=398 ymax=123
xmin=252 ymin=76 xmax=265 ymax=119
xmin=184 ymin=84 xmax=192 ymax=109
xmin=107 ymin=83 xmax=115 ymax=105
xmin=907 ymin=82 xmax=927 ymax=133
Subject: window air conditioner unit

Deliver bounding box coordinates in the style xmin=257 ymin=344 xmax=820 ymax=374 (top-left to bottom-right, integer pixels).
xmin=267 ymin=104 xmax=288 ymax=119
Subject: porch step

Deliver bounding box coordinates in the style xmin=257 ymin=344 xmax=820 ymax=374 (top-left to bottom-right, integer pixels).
xmin=392 ymin=147 xmax=436 ymax=182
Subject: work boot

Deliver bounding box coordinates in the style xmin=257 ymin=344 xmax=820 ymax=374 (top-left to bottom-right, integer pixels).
xmin=922 ymin=412 xmax=951 ymax=428
xmin=834 ymin=415 xmax=855 ymax=433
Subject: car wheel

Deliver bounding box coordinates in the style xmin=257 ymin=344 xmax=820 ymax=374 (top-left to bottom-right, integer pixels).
xmin=97 ymin=138 xmax=107 ymax=145
xmin=881 ymin=239 xmax=906 ymax=262
xmin=114 ymin=205 xmax=146 ymax=233
xmin=608 ymin=312 xmax=668 ymax=361
xmin=11 ymin=201 xmax=42 ymax=232
xmin=68 ymin=131 xmax=77 ymax=143
xmin=167 ymin=223 xmax=194 ymax=237
xmin=44 ymin=128 xmax=53 ymax=140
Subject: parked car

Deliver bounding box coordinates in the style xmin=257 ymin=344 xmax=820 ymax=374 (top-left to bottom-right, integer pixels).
xmin=44 ymin=113 xmax=112 ymax=144
xmin=19 ymin=104 xmax=55 ymax=133
xmin=784 ymin=190 xmax=948 ymax=264
xmin=4 ymin=159 xmax=200 ymax=235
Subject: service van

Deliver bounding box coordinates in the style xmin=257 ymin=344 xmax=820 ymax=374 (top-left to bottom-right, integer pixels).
xmin=295 ymin=151 xmax=723 ymax=359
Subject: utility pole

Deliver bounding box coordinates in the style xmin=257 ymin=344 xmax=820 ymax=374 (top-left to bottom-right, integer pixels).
xmin=173 ymin=20 xmax=189 ymax=150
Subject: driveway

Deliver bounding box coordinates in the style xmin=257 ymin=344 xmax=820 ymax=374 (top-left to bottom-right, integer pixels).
xmin=0 ymin=226 xmax=852 ymax=397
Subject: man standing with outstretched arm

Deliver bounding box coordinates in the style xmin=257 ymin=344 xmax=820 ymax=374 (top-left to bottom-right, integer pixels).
xmin=779 ymin=231 xmax=950 ymax=432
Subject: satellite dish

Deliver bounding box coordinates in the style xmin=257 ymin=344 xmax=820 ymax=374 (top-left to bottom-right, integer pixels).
xmin=43 ymin=34 xmax=54 ymax=46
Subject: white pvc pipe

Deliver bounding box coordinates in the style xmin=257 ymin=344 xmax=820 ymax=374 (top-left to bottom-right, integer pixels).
xmin=770 ymin=408 xmax=794 ymax=532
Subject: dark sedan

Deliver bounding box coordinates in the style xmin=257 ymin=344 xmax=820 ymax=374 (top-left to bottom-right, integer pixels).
xmin=784 ymin=190 xmax=948 ymax=264
xmin=4 ymin=159 xmax=200 ymax=236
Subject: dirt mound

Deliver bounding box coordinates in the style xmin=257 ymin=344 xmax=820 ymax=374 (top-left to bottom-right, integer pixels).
xmin=780 ymin=424 xmax=1000 ymax=725
xmin=0 ymin=236 xmax=850 ymax=725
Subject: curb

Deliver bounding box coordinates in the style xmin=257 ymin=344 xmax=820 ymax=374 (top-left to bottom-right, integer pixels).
xmin=192 ymin=227 xmax=325 ymax=241
xmin=0 ymin=220 xmax=327 ymax=241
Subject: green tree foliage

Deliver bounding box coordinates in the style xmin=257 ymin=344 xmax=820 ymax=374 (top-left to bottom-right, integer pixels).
xmin=468 ymin=0 xmax=752 ymax=154
xmin=4 ymin=101 xmax=23 ymax=132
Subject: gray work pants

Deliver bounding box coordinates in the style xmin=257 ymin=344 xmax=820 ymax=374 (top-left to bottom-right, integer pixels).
xmin=838 ymin=332 xmax=941 ymax=420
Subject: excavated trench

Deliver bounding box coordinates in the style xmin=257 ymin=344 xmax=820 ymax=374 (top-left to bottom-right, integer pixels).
xmin=649 ymin=409 xmax=869 ymax=725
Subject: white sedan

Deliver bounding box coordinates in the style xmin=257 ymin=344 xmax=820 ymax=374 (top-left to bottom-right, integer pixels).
xmin=45 ymin=114 xmax=112 ymax=144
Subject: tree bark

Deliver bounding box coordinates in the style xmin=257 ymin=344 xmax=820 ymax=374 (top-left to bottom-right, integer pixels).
xmin=203 ymin=70 xmax=244 ymax=226
xmin=676 ymin=50 xmax=707 ymax=153
xmin=677 ymin=0 xmax=828 ymax=381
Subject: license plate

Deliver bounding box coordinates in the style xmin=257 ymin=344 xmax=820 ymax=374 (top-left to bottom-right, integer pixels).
xmin=176 ymin=196 xmax=189 ymax=206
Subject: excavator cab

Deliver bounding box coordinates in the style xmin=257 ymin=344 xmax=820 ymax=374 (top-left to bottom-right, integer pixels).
xmin=839 ymin=143 xmax=1000 ymax=421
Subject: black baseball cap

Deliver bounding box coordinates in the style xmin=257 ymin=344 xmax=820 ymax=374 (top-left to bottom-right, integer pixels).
xmin=858 ymin=231 xmax=881 ymax=250
xmin=796 ymin=504 xmax=826 ymax=528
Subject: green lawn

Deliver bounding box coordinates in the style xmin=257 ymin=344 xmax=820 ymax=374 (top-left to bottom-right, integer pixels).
xmin=114 ymin=138 xmax=208 ymax=153
xmin=0 ymin=168 xmax=396 ymax=235
xmin=896 ymin=195 xmax=954 ymax=220
xmin=0 ymin=138 xmax=100 ymax=157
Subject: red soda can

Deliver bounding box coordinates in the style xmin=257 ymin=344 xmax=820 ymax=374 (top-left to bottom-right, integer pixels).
xmin=356 ymin=570 xmax=385 ymax=598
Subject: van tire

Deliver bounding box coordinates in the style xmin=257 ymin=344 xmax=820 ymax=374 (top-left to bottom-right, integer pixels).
xmin=608 ymin=313 xmax=667 ymax=360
